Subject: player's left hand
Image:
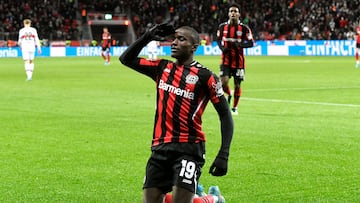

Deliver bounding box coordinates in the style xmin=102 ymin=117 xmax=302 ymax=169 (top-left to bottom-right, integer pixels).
xmin=148 ymin=23 xmax=175 ymax=41
xmin=209 ymin=154 xmax=228 ymax=176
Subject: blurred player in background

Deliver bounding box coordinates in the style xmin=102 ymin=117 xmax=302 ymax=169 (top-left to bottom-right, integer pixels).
xmin=101 ymin=27 xmax=111 ymax=65
xmin=120 ymin=23 xmax=233 ymax=203
xmin=355 ymin=25 xmax=360 ymax=68
xmin=147 ymin=40 xmax=160 ymax=60
xmin=18 ymin=19 xmax=41 ymax=81
xmin=216 ymin=3 xmax=254 ymax=115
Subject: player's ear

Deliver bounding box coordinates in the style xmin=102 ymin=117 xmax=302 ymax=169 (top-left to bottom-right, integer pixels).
xmin=192 ymin=44 xmax=199 ymax=52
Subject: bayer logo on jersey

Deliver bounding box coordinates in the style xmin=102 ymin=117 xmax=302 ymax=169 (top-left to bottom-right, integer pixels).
xmin=185 ymin=74 xmax=199 ymax=84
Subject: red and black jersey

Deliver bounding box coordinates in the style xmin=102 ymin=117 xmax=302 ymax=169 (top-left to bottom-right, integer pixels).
xmin=136 ymin=58 xmax=224 ymax=147
xmin=356 ymin=27 xmax=360 ymax=44
xmin=102 ymin=32 xmax=111 ymax=48
xmin=217 ymin=21 xmax=254 ymax=68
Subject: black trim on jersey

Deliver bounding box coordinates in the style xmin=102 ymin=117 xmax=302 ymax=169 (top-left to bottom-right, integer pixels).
xmin=188 ymin=62 xmax=211 ymax=143
xmin=153 ymin=60 xmax=169 ymax=143
xmin=172 ymin=64 xmax=187 ymax=142
xmin=225 ymin=24 xmax=233 ymax=68
xmin=234 ymin=24 xmax=240 ymax=68
xmin=160 ymin=63 xmax=177 ymax=144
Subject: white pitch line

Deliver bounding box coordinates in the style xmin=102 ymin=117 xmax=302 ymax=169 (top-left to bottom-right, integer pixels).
xmin=242 ymin=97 xmax=360 ymax=108
xmin=246 ymin=86 xmax=360 ymax=92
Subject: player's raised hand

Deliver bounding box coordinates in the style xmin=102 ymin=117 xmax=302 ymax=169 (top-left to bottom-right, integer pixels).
xmin=148 ymin=23 xmax=175 ymax=41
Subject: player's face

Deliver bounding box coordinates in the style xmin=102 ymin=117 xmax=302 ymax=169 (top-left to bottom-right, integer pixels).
xmin=228 ymin=7 xmax=240 ymax=23
xmin=171 ymin=29 xmax=195 ymax=60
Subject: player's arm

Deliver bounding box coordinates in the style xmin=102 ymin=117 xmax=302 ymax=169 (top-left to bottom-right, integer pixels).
xmin=17 ymin=31 xmax=22 ymax=48
xmin=35 ymin=31 xmax=41 ymax=54
xmin=237 ymin=24 xmax=254 ymax=48
xmin=119 ymin=23 xmax=174 ymax=76
xmin=216 ymin=24 xmax=227 ymax=52
xmin=209 ymin=95 xmax=234 ymax=176
xmin=205 ymin=74 xmax=234 ymax=176
xmin=119 ymin=32 xmax=152 ymax=67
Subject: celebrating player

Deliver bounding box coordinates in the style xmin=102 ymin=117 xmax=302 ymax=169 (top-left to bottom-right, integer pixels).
xmin=18 ymin=19 xmax=41 ymax=81
xmin=101 ymin=27 xmax=111 ymax=65
xmin=216 ymin=3 xmax=254 ymax=115
xmin=120 ymin=23 xmax=234 ymax=203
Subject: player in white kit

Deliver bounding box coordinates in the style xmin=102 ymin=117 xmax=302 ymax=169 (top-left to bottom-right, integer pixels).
xmin=147 ymin=40 xmax=160 ymax=60
xmin=18 ymin=19 xmax=41 ymax=81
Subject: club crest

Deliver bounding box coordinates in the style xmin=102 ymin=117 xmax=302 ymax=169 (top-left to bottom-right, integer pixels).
xmin=186 ymin=74 xmax=199 ymax=84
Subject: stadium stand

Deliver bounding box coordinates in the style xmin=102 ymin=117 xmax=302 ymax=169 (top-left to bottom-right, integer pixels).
xmin=86 ymin=0 xmax=359 ymax=42
xmin=0 ymin=0 xmax=79 ymax=46
xmin=1 ymin=0 xmax=359 ymax=46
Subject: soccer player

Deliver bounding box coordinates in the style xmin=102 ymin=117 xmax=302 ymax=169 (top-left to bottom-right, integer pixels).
xmin=355 ymin=25 xmax=360 ymax=68
xmin=18 ymin=19 xmax=41 ymax=81
xmin=120 ymin=23 xmax=234 ymax=203
xmin=147 ymin=40 xmax=160 ymax=60
xmin=101 ymin=27 xmax=111 ymax=65
xmin=216 ymin=3 xmax=254 ymax=115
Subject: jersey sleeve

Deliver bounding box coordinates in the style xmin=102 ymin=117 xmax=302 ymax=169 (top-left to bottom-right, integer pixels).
xmin=243 ymin=24 xmax=254 ymax=42
xmin=128 ymin=58 xmax=169 ymax=81
xmin=34 ymin=29 xmax=41 ymax=49
xmin=207 ymin=72 xmax=224 ymax=104
xmin=216 ymin=23 xmax=225 ymax=51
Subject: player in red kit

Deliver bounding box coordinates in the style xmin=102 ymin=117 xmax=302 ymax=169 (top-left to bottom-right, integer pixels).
xmin=101 ymin=27 xmax=111 ymax=65
xmin=216 ymin=3 xmax=254 ymax=115
xmin=120 ymin=23 xmax=234 ymax=203
xmin=355 ymin=26 xmax=360 ymax=68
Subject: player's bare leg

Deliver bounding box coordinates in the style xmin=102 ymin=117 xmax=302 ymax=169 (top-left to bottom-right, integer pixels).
xmin=171 ymin=186 xmax=194 ymax=203
xmin=220 ymin=76 xmax=232 ymax=105
xmin=24 ymin=59 xmax=34 ymax=81
xmin=143 ymin=188 xmax=165 ymax=203
xmin=232 ymin=78 xmax=242 ymax=115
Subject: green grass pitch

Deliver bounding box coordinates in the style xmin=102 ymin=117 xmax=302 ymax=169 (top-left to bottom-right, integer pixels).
xmin=0 ymin=55 xmax=359 ymax=202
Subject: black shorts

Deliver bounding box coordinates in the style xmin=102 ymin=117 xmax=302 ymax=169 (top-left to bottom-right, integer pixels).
xmin=357 ymin=43 xmax=360 ymax=49
xmin=102 ymin=46 xmax=110 ymax=51
xmin=219 ymin=65 xmax=245 ymax=81
xmin=143 ymin=142 xmax=205 ymax=194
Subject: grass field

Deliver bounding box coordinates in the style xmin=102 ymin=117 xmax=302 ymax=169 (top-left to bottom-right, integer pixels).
xmin=1 ymin=55 xmax=359 ymax=202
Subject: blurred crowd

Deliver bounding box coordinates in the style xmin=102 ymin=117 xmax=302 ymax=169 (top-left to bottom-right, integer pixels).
xmin=123 ymin=0 xmax=360 ymax=41
xmin=1 ymin=0 xmax=359 ymax=43
xmin=0 ymin=0 xmax=79 ymax=42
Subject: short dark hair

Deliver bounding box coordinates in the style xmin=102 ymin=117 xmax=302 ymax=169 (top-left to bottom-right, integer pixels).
xmin=178 ymin=26 xmax=200 ymax=45
xmin=229 ymin=3 xmax=241 ymax=13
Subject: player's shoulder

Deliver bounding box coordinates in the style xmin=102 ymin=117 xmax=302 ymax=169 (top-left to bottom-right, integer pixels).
xmin=192 ymin=61 xmax=216 ymax=75
xmin=219 ymin=21 xmax=228 ymax=27
xmin=240 ymin=22 xmax=251 ymax=29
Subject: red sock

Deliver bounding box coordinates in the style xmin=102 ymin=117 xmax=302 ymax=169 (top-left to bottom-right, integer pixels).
xmin=164 ymin=193 xmax=172 ymax=203
xmin=223 ymin=84 xmax=231 ymax=96
xmin=165 ymin=194 xmax=215 ymax=203
xmin=356 ymin=52 xmax=359 ymax=61
xmin=194 ymin=195 xmax=215 ymax=203
xmin=233 ymin=87 xmax=242 ymax=108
